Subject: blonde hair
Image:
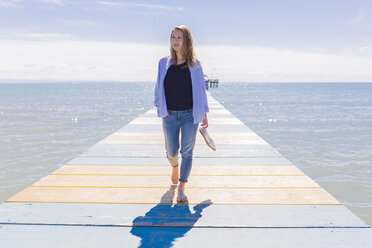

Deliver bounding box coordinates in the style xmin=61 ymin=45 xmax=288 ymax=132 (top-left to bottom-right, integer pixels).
xmin=169 ymin=25 xmax=200 ymax=69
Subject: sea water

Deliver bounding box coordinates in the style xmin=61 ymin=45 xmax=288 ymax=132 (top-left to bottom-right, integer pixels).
xmin=0 ymin=82 xmax=371 ymax=225
xmin=209 ymin=83 xmax=372 ymax=225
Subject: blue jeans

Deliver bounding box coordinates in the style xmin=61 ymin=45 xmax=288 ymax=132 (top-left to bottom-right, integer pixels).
xmin=162 ymin=108 xmax=199 ymax=183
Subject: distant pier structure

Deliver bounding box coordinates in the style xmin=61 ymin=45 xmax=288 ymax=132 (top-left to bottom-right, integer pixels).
xmin=204 ymin=74 xmax=219 ymax=90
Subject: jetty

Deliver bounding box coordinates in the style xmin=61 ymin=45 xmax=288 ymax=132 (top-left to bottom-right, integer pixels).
xmin=204 ymin=74 xmax=219 ymax=89
xmin=0 ymin=91 xmax=371 ymax=247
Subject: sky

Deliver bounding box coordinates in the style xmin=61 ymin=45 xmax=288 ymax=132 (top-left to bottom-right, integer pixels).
xmin=0 ymin=0 xmax=372 ymax=83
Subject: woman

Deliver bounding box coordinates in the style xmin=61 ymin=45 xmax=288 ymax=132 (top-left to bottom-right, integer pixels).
xmin=153 ymin=25 xmax=209 ymax=202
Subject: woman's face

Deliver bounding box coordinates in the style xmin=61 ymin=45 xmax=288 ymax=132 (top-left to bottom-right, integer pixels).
xmin=171 ymin=29 xmax=184 ymax=53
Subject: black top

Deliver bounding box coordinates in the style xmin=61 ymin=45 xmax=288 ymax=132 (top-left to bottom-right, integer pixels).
xmin=164 ymin=61 xmax=193 ymax=111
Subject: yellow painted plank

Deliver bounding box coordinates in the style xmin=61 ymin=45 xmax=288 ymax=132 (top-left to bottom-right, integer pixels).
xmin=32 ymin=175 xmax=320 ymax=188
xmin=52 ymin=165 xmax=304 ymax=176
xmin=6 ymin=187 xmax=340 ymax=205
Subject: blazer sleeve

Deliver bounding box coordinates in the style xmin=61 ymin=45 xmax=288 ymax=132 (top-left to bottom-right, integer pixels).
xmin=153 ymin=58 xmax=163 ymax=106
xmin=199 ymin=64 xmax=209 ymax=113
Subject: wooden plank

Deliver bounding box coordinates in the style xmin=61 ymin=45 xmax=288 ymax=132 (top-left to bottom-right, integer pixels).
xmin=80 ymin=144 xmax=282 ymax=158
xmin=0 ymin=203 xmax=368 ymax=227
xmin=52 ymin=165 xmax=304 ymax=176
xmin=86 ymin=143 xmax=277 ymax=151
xmin=99 ymin=139 xmax=268 ymax=145
xmin=145 ymin=108 xmax=232 ymax=115
xmin=5 ymin=187 xmax=340 ymax=205
xmin=106 ymin=132 xmax=259 ymax=137
xmin=66 ymin=157 xmax=294 ymax=166
xmin=99 ymin=133 xmax=268 ymax=145
xmin=130 ymin=117 xmax=244 ymax=125
xmin=0 ymin=224 xmax=371 ymax=248
xmin=32 ymin=174 xmax=320 ymax=188
xmin=117 ymin=124 xmax=252 ymax=133
xmin=141 ymin=112 xmax=235 ymax=118
xmin=100 ymin=139 xmax=268 ymax=145
xmin=103 ymin=133 xmax=262 ymax=139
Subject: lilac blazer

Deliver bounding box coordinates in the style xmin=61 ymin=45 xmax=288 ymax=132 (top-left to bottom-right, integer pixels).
xmin=153 ymin=56 xmax=209 ymax=124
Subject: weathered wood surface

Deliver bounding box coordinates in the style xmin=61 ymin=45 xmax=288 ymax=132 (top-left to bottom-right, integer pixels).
xmin=1 ymin=91 xmax=371 ymax=247
xmin=1 ymin=225 xmax=372 ymax=248
xmin=0 ymin=203 xmax=368 ymax=227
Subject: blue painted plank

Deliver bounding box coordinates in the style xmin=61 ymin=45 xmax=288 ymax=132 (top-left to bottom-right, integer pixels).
xmin=79 ymin=144 xmax=283 ymax=158
xmin=0 ymin=203 xmax=369 ymax=228
xmin=1 ymin=224 xmax=371 ymax=248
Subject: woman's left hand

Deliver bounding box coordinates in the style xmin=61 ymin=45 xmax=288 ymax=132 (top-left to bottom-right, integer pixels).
xmin=201 ymin=113 xmax=208 ymax=128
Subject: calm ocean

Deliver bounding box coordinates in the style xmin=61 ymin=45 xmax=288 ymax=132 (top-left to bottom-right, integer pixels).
xmin=0 ymin=82 xmax=371 ymax=225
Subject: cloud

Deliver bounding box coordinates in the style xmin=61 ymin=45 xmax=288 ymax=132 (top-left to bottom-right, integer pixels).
xmin=38 ymin=0 xmax=64 ymax=6
xmin=96 ymin=1 xmax=121 ymax=6
xmin=132 ymin=3 xmax=183 ymax=11
xmin=1 ymin=39 xmax=372 ymax=83
xmin=359 ymin=46 xmax=371 ymax=52
xmin=0 ymin=39 xmax=164 ymax=82
xmin=96 ymin=1 xmax=183 ymax=12
xmin=197 ymin=45 xmax=372 ymax=82
xmin=17 ymin=33 xmax=73 ymax=39
xmin=0 ymin=0 xmax=64 ymax=8
xmin=0 ymin=29 xmax=74 ymax=40
xmin=349 ymin=7 xmax=367 ymax=25
xmin=0 ymin=0 xmax=23 ymax=8
xmin=59 ymin=19 xmax=97 ymax=27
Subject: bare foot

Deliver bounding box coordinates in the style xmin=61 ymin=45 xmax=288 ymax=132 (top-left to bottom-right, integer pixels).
xmin=177 ymin=183 xmax=188 ymax=202
xmin=177 ymin=189 xmax=188 ymax=202
xmin=171 ymin=166 xmax=179 ymax=185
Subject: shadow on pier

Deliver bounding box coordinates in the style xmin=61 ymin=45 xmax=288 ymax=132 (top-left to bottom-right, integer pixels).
xmin=130 ymin=185 xmax=212 ymax=248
